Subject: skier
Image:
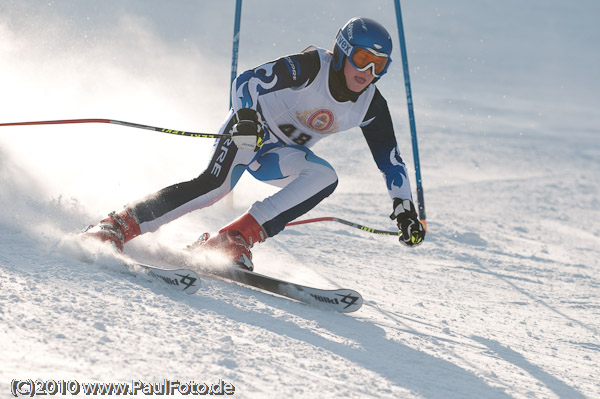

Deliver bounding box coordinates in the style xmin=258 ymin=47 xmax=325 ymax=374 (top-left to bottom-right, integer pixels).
xmin=84 ymin=17 xmax=426 ymax=270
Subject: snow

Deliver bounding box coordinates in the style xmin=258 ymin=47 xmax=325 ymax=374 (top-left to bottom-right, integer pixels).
xmin=1 ymin=0 xmax=599 ymax=398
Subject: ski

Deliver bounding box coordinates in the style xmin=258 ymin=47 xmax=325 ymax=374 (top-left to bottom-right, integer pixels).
xmin=128 ymin=262 xmax=201 ymax=294
xmin=125 ymin=260 xmax=362 ymax=312
xmin=205 ymin=267 xmax=363 ymax=313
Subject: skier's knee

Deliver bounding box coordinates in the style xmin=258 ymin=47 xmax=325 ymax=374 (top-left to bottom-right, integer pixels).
xmin=306 ymin=160 xmax=338 ymax=190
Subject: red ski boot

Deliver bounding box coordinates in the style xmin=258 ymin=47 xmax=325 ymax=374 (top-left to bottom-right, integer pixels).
xmin=195 ymin=213 xmax=266 ymax=271
xmin=83 ymin=209 xmax=141 ymax=251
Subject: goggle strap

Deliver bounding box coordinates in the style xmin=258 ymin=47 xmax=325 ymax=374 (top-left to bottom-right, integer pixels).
xmin=335 ymin=30 xmax=354 ymax=57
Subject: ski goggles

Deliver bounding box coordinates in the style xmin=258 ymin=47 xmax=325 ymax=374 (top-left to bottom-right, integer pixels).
xmin=336 ymin=31 xmax=391 ymax=77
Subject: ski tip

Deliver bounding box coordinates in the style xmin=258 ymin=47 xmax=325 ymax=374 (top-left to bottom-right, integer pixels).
xmin=226 ymin=268 xmax=363 ymax=312
xmin=175 ymin=270 xmax=202 ymax=294
xmin=316 ymin=289 xmax=363 ymax=313
xmin=135 ymin=263 xmax=201 ymax=294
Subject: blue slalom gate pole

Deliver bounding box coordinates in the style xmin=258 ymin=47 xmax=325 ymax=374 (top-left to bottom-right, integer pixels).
xmin=394 ymin=0 xmax=427 ymax=229
xmin=229 ymin=0 xmax=243 ymax=108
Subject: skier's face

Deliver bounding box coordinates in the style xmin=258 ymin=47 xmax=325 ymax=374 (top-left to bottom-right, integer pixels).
xmin=343 ymin=58 xmax=375 ymax=92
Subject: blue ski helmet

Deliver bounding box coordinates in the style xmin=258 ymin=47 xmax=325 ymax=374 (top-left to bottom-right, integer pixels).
xmin=332 ymin=17 xmax=393 ymax=78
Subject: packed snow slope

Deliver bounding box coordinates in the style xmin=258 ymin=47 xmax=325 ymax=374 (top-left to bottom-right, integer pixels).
xmin=1 ymin=1 xmax=599 ymax=398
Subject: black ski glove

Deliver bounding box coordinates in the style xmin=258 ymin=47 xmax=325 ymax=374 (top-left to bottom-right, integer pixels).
xmin=231 ymin=108 xmax=265 ymax=152
xmin=390 ymin=198 xmax=425 ymax=247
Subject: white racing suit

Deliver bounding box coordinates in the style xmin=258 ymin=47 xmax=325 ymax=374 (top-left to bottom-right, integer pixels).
xmin=129 ymin=47 xmax=413 ymax=239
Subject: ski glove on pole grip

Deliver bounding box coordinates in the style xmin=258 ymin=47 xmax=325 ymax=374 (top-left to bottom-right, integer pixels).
xmin=390 ymin=198 xmax=426 ymax=246
xmin=231 ymin=108 xmax=265 ymax=152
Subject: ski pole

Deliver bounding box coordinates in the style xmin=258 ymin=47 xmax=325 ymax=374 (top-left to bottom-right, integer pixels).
xmin=0 ymin=118 xmax=229 ymax=139
xmin=394 ymin=0 xmax=427 ymax=230
xmin=286 ymin=217 xmax=401 ymax=237
xmin=229 ymin=0 xmax=243 ymax=109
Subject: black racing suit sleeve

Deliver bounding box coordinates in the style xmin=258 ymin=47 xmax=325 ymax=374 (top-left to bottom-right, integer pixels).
xmin=360 ymin=88 xmax=413 ymax=201
xmin=231 ymin=50 xmax=321 ymax=111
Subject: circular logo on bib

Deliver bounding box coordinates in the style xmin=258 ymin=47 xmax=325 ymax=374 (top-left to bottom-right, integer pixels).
xmin=307 ymin=109 xmax=334 ymax=131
